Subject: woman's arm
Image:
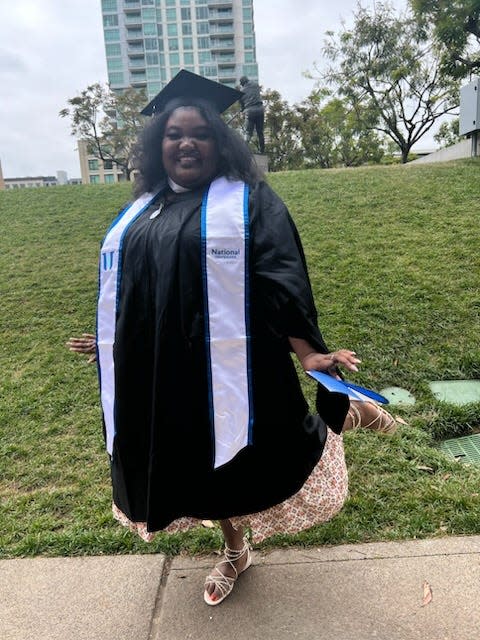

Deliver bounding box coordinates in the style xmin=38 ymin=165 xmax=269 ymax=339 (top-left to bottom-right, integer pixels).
xmin=288 ymin=337 xmax=360 ymax=377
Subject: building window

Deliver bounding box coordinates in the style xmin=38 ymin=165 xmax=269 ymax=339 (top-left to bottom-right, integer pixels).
xmin=146 ymin=52 xmax=159 ymax=64
xmin=169 ymin=53 xmax=180 ymax=66
xmin=104 ymin=29 xmax=120 ymax=41
xmin=182 ymin=22 xmax=192 ymax=34
xmin=244 ymin=36 xmax=253 ymax=49
xmin=90 ymin=175 xmax=100 ymax=184
xmin=170 ymin=66 xmax=180 ymax=77
xmin=147 ymin=81 xmax=162 ymax=96
xmin=166 ymin=0 xmax=175 ymax=4
xmin=181 ymin=8 xmax=191 ymax=20
xmin=104 ymin=174 xmax=116 ymax=184
xmin=147 ymin=66 xmax=161 ymax=79
xmin=242 ymin=8 xmax=252 ymax=20
xmin=158 ymin=38 xmax=164 ymax=51
xmin=143 ymin=23 xmax=157 ymax=35
xmin=199 ymin=51 xmax=212 ymax=63
xmin=168 ymin=38 xmax=179 ymax=51
xmin=166 ymin=8 xmax=177 ymax=21
xmin=184 ymin=51 xmax=194 ymax=65
xmin=104 ymin=160 xmax=113 ymax=170
xmin=103 ymin=15 xmax=119 ymax=27
xmin=145 ymin=38 xmax=158 ymax=49
xmin=201 ymin=65 xmax=216 ymax=77
xmin=142 ymin=0 xmax=154 ymax=4
xmin=183 ymin=37 xmax=193 ymax=50
xmin=196 ymin=6 xmax=208 ymax=19
xmin=108 ymin=71 xmax=124 ymax=84
xmin=167 ymin=23 xmax=178 ymax=36
xmin=243 ymin=22 xmax=253 ymax=35
xmin=243 ymin=64 xmax=257 ymax=76
xmin=197 ymin=21 xmax=209 ymax=34
xmin=107 ymin=58 xmax=123 ymax=70
xmin=244 ymin=51 xmax=254 ymax=63
xmin=142 ymin=7 xmax=155 ymax=19
xmin=102 ymin=0 xmax=117 ymax=11
xmin=196 ymin=0 xmax=207 ymax=4
xmin=197 ymin=36 xmax=209 ymax=49
xmin=106 ymin=43 xmax=121 ymax=56
xmin=180 ymin=0 xmax=191 ymax=5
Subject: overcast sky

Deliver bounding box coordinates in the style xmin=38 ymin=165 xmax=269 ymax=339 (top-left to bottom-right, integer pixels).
xmin=0 ymin=0 xmax=416 ymax=179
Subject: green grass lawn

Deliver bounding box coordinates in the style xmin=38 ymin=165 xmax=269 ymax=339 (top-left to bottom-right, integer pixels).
xmin=1 ymin=160 xmax=479 ymax=558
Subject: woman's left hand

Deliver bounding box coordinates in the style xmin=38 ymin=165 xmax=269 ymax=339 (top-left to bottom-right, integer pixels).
xmin=66 ymin=333 xmax=97 ymax=363
xmin=301 ymin=349 xmax=361 ymax=378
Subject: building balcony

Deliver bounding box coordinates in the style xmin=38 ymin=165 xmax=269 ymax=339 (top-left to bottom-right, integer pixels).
xmin=218 ymin=66 xmax=236 ymax=79
xmin=123 ymin=0 xmax=141 ymax=9
xmin=209 ymin=23 xmax=234 ymax=35
xmin=128 ymin=57 xmax=146 ymax=69
xmin=210 ymin=38 xmax=234 ymax=52
xmin=124 ymin=14 xmax=142 ymax=26
xmin=126 ymin=29 xmax=143 ymax=41
xmin=209 ymin=10 xmax=233 ymax=22
xmin=215 ymin=55 xmax=235 ymax=65
xmin=208 ymin=1 xmax=232 ymax=7
xmin=130 ymin=72 xmax=147 ymax=86
xmin=128 ymin=47 xmax=145 ymax=56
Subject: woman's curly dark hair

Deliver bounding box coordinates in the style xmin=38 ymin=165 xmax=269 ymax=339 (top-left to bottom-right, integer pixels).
xmin=131 ymin=98 xmax=262 ymax=197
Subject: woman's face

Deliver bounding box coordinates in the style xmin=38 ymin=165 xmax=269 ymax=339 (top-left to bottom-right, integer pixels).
xmin=162 ymin=107 xmax=219 ymax=189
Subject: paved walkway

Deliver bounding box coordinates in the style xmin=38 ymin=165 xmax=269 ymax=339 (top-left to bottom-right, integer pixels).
xmin=1 ymin=535 xmax=480 ymax=640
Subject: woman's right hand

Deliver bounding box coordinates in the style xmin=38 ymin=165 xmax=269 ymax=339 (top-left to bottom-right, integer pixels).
xmin=301 ymin=349 xmax=361 ymax=378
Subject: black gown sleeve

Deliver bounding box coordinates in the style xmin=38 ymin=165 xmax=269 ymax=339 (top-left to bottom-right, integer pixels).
xmin=249 ymin=181 xmax=348 ymax=433
xmin=249 ymin=180 xmax=329 ymax=353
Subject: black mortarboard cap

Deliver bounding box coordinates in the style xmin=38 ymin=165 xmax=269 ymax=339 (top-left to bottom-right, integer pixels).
xmin=141 ymin=69 xmax=243 ymax=116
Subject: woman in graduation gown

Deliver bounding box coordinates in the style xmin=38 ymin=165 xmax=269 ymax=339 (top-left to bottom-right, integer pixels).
xmin=96 ymin=71 xmax=370 ymax=606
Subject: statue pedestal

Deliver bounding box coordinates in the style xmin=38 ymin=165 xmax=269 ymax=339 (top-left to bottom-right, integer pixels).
xmin=253 ymin=153 xmax=269 ymax=173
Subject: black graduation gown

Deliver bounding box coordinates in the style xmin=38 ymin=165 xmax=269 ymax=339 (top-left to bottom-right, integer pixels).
xmin=106 ymin=180 xmax=348 ymax=531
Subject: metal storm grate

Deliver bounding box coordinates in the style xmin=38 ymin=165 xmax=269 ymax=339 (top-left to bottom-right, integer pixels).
xmin=439 ymin=434 xmax=480 ymax=464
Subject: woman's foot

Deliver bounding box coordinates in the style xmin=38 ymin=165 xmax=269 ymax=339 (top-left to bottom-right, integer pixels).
xmin=204 ymin=537 xmax=252 ymax=605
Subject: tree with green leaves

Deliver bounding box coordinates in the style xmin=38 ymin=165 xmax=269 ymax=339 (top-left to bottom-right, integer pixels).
xmin=262 ymin=89 xmax=304 ymax=171
xmin=317 ymin=2 xmax=459 ymax=162
xmin=295 ymin=92 xmax=386 ymax=168
xmin=434 ymin=118 xmax=462 ymax=147
xmin=60 ymin=84 xmax=147 ymax=180
xmin=410 ymin=0 xmax=480 ymax=78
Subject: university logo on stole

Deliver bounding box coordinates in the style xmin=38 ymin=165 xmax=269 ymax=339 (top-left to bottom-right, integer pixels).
xmin=101 ymin=250 xmax=115 ymax=271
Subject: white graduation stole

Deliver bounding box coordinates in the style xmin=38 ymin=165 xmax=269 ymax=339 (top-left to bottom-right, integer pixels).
xmin=201 ymin=177 xmax=253 ymax=468
xmin=97 ymin=177 xmax=253 ymax=468
xmin=97 ymin=190 xmax=159 ymax=455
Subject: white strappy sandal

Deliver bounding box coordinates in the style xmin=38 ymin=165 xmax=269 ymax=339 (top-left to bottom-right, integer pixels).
xmin=345 ymin=400 xmax=397 ymax=434
xmin=203 ymin=537 xmax=252 ymax=606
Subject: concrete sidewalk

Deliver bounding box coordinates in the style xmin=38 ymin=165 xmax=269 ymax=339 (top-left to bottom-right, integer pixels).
xmin=1 ymin=535 xmax=479 ymax=640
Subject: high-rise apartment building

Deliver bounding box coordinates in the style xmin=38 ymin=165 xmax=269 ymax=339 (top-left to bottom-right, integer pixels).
xmin=101 ymin=0 xmax=259 ymax=99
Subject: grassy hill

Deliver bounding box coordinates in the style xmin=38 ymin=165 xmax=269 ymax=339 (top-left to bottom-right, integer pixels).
xmin=1 ymin=160 xmax=479 ymax=558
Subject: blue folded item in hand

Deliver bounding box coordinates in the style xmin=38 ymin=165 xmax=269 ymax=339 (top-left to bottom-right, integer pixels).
xmin=306 ymin=370 xmax=389 ymax=404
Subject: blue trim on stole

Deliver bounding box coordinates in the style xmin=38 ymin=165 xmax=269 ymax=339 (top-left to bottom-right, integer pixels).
xmin=243 ymin=184 xmax=254 ymax=444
